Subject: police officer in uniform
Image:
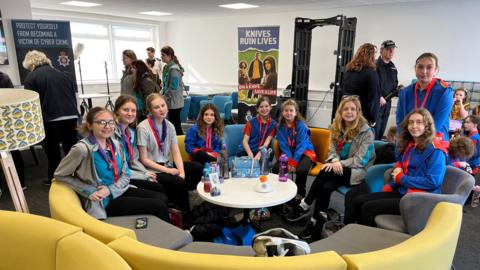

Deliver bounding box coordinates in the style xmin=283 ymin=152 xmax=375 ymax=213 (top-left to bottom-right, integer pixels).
xmin=374 ymin=40 xmax=399 ymax=140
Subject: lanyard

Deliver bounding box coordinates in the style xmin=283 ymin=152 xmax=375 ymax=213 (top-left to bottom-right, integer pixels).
xmin=205 ymin=127 xmax=212 ymax=149
xmin=414 ymin=78 xmax=437 ymax=109
xmin=121 ymin=126 xmax=134 ymax=165
xmin=402 ymin=141 xmax=416 ymax=174
xmin=88 ymin=134 xmax=119 ymax=183
xmin=257 ymin=116 xmax=271 ymax=147
xmin=148 ymin=116 xmax=167 ymax=153
xmin=337 ymin=139 xmax=345 ymax=155
xmin=286 ymin=122 xmax=296 ymax=148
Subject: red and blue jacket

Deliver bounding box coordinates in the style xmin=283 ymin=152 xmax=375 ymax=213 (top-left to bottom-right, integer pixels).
xmin=185 ymin=124 xmax=222 ymax=158
xmin=396 ymin=78 xmax=453 ymax=141
xmin=385 ymin=140 xmax=447 ymax=195
xmin=276 ymin=120 xmax=316 ymax=167
xmin=467 ymin=130 xmax=480 ymax=174
xmin=243 ymin=115 xmax=277 ymax=154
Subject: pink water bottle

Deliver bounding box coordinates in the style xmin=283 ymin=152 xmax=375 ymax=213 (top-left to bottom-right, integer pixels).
xmin=278 ymin=154 xmax=288 ymax=182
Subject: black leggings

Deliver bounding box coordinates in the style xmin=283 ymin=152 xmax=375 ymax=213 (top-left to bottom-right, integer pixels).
xmin=105 ymin=186 xmax=170 ymax=222
xmin=183 ymin=161 xmax=203 ymax=190
xmin=191 ymin=150 xmax=217 ymax=166
xmin=155 ymin=172 xmax=189 ymax=212
xmin=168 ymin=108 xmax=183 ymax=135
xmin=343 ymin=182 xmax=370 ymax=224
xmin=305 ymin=167 xmax=352 ymax=219
xmin=272 ymin=155 xmax=313 ymax=197
xmin=129 ymin=179 xmax=168 ymax=203
xmin=351 ymin=191 xmax=402 ymax=226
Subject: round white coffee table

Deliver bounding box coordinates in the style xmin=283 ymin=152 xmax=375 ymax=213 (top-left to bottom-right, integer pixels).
xmin=196 ymin=173 xmax=297 ymax=209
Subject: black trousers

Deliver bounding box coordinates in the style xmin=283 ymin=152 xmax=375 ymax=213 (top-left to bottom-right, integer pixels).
xmin=351 ymin=191 xmax=402 ymax=226
xmin=155 ymin=172 xmax=189 ymax=212
xmin=129 ymin=179 xmax=168 ymax=203
xmin=168 ymin=108 xmax=184 ymax=135
xmin=105 ymin=186 xmax=170 ymax=222
xmin=191 ymin=150 xmax=217 ymax=166
xmin=374 ymin=101 xmax=391 ymax=140
xmin=344 ymin=182 xmax=370 ymax=224
xmin=305 ymin=168 xmax=352 ymax=219
xmin=183 ymin=161 xmax=203 ymax=191
xmin=272 ymin=155 xmax=313 ymax=197
xmin=44 ymin=119 xmax=79 ymax=181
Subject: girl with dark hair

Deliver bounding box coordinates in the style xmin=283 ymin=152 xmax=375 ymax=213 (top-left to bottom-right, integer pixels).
xmin=261 ymin=56 xmax=278 ymax=90
xmin=131 ymin=60 xmax=160 ymax=121
xmin=54 ymin=107 xmax=170 ymax=222
xmin=396 ymin=52 xmax=453 ymax=141
xmin=273 ymin=99 xmax=316 ymax=199
xmin=285 ymin=96 xmax=375 ymax=240
xmin=240 ymin=96 xmax=277 ymax=159
xmin=342 ymin=43 xmax=380 ymax=126
xmin=120 ymin=49 xmax=137 ymax=96
xmin=463 ymin=115 xmax=480 ymax=175
xmin=137 ymin=94 xmax=203 ymax=214
xmin=350 ymin=109 xmax=447 ymax=227
xmin=160 ymin=46 xmax=185 ymax=135
xmin=185 ymin=104 xmax=224 ymax=165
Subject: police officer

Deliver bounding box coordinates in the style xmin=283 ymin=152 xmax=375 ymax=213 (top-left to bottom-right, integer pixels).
xmin=374 ymin=40 xmax=399 ymax=140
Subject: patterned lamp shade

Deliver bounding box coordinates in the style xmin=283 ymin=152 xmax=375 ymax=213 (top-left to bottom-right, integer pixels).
xmin=0 ymin=89 xmax=45 ymax=151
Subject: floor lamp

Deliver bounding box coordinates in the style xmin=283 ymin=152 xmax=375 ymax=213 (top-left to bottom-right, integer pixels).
xmin=0 ymin=89 xmax=45 ymax=213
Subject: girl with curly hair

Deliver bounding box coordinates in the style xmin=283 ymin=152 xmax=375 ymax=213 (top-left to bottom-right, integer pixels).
xmin=285 ymin=96 xmax=375 ymax=240
xmin=351 ymin=109 xmax=447 ymax=227
xmin=185 ymin=103 xmax=224 ymax=165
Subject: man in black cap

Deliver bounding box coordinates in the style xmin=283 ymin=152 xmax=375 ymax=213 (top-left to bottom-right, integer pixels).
xmin=374 ymin=40 xmax=399 ymax=140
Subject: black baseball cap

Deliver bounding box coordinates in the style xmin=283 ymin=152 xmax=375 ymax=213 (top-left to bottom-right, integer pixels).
xmin=381 ymin=40 xmax=397 ymax=49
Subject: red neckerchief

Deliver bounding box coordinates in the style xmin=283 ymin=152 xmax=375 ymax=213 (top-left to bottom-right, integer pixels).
xmin=205 ymin=127 xmax=212 ymax=150
xmin=107 ymin=143 xmax=119 ymax=183
xmin=257 ymin=115 xmax=271 ymax=147
xmin=123 ymin=127 xmax=134 ymax=165
xmin=414 ymin=78 xmax=437 ymax=109
xmin=402 ymin=141 xmax=416 ymax=174
xmin=337 ymin=139 xmax=345 ymax=154
xmin=468 ymin=130 xmax=479 ymax=138
xmin=286 ymin=121 xmax=296 ymax=148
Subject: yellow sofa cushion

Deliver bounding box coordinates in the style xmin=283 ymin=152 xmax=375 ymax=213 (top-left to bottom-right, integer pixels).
xmin=108 ymin=236 xmax=347 ymax=270
xmin=49 ymin=181 xmax=137 ymax=244
xmin=342 ymin=202 xmax=462 ymax=270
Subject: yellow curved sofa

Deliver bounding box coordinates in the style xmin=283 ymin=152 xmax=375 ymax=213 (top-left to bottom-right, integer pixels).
xmin=0 ymin=210 xmax=131 ymax=270
xmin=49 ymin=180 xmax=462 ymax=270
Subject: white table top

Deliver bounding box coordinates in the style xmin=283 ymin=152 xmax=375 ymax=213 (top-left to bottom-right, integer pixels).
xmin=79 ymin=93 xmax=110 ymax=99
xmin=196 ymin=173 xmax=297 ymax=209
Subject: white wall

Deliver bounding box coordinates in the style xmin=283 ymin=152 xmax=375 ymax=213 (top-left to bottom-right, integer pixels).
xmin=167 ymin=0 xmax=480 ymax=92
xmin=0 ymin=0 xmax=32 ymax=85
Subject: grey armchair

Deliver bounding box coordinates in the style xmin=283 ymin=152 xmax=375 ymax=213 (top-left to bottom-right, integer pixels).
xmin=375 ymin=166 xmax=474 ymax=235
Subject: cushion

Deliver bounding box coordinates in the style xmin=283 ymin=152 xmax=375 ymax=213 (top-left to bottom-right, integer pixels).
xmin=105 ymin=215 xmax=192 ymax=250
xmin=310 ymin=224 xmax=410 ymax=255
xmin=178 ymin=241 xmax=256 ymax=256
xmin=375 ymin=214 xmax=406 ymax=233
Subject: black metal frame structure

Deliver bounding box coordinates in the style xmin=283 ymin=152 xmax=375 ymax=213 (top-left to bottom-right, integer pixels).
xmin=290 ymin=15 xmax=357 ymax=120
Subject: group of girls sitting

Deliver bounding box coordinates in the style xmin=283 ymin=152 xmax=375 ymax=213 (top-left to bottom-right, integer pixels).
xmin=55 ymin=93 xmax=203 ymax=225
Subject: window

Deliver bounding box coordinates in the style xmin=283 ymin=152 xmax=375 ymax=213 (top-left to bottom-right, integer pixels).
xmin=69 ymin=21 xmax=156 ymax=83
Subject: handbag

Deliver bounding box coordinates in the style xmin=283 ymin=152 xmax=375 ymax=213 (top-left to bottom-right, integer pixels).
xmin=252 ymin=228 xmax=310 ymax=257
xmin=232 ymin=156 xmax=260 ymax=178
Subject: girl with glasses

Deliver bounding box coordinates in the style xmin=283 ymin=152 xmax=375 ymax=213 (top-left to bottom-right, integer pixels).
xmin=396 ymin=52 xmax=453 ymax=141
xmin=285 ymin=96 xmax=375 ymax=241
xmin=54 ymin=107 xmax=170 ymax=222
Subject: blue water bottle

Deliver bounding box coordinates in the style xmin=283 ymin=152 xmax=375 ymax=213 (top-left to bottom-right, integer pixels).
xmin=278 ymin=154 xmax=288 ymax=182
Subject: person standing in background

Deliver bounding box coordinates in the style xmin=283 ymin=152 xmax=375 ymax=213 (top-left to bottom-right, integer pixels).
xmin=146 ymin=47 xmax=163 ymax=82
xmin=23 ymin=50 xmax=79 ymax=186
xmin=120 ymin=49 xmax=137 ymax=96
xmin=374 ymin=40 xmax=399 ymax=140
xmin=0 ymin=71 xmax=26 ymax=189
xmin=342 ymin=43 xmax=380 ymax=127
xmin=160 ymin=46 xmax=185 ymax=135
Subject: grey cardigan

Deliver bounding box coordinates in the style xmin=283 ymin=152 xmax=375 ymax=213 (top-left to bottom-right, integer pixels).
xmin=327 ymin=123 xmax=376 ymax=185
xmin=54 ymin=138 xmax=130 ymax=219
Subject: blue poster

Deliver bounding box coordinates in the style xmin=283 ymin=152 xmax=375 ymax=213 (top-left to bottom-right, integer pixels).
xmin=11 ymin=20 xmax=76 ymax=84
xmin=238 ymin=26 xmax=279 ymax=123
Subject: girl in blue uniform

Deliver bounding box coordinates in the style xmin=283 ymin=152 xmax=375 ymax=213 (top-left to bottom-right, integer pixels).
xmin=463 ymin=115 xmax=480 ymax=175
xmin=185 ymin=103 xmax=224 ymax=165
xmin=240 ymin=96 xmax=277 ymax=159
xmin=273 ymin=99 xmax=316 ymax=198
xmin=396 ymin=52 xmax=453 ymax=140
xmin=352 ymin=109 xmax=447 ymax=227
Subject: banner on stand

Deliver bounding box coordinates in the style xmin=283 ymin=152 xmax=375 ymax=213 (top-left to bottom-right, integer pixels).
xmin=11 ymin=20 xmax=76 ymax=84
xmin=238 ymin=26 xmax=279 ymax=123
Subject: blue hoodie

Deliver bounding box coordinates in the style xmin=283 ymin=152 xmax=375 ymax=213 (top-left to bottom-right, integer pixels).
xmin=275 ymin=120 xmax=316 ymax=167
xmin=185 ymin=124 xmax=222 ymax=158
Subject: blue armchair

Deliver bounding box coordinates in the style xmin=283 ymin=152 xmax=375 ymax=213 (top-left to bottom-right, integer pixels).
xmin=224 ymin=124 xmax=245 ymax=167
xmin=180 ymin=96 xmax=191 ymax=123
xmin=189 ymin=96 xmax=209 ymax=120
xmin=199 ymin=95 xmax=233 ymax=120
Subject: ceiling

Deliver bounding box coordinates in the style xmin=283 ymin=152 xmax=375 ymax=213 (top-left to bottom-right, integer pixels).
xmin=30 ymin=0 xmax=435 ymax=22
